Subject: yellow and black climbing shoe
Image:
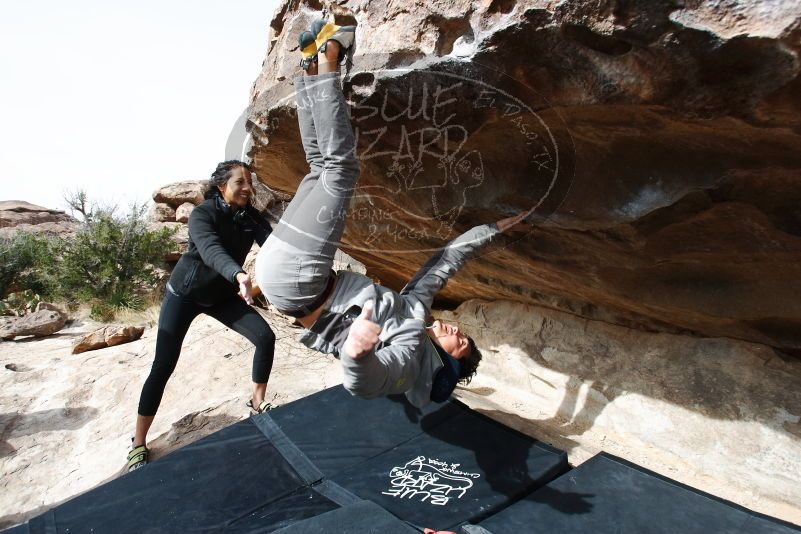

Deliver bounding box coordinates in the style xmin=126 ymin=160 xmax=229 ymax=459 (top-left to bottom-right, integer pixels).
xmin=299 ymin=30 xmax=318 ymax=70
xmin=311 ymin=19 xmax=356 ymax=63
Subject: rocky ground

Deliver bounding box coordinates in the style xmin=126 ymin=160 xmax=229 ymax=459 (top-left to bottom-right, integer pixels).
xmin=0 ymin=306 xmax=341 ymax=529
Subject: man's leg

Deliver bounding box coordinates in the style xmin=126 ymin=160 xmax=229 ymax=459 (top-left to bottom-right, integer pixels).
xmin=276 ymin=70 xmax=359 ymax=260
xmin=257 ymin=54 xmax=360 ymax=314
xmin=271 ymin=75 xmax=324 ymax=241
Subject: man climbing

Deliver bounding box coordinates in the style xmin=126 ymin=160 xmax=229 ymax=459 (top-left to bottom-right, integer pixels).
xmin=255 ymin=20 xmax=532 ymax=408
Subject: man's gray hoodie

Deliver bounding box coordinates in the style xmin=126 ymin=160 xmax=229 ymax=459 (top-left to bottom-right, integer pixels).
xmin=299 ymin=223 xmax=500 ymax=408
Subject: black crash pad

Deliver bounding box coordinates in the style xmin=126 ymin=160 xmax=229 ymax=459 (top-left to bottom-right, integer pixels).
xmin=462 ymin=452 xmax=801 ymax=534
xmin=6 ymin=386 xmax=568 ymax=533
xmin=270 ymin=500 xmax=420 ymax=534
xmin=16 ymin=418 xmax=344 ymax=533
xmin=268 ymin=386 xmax=569 ymax=530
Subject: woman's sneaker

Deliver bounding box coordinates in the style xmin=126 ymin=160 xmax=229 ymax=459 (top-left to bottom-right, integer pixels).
xmin=299 ymin=30 xmax=318 ymax=70
xmin=311 ymin=19 xmax=356 ymax=63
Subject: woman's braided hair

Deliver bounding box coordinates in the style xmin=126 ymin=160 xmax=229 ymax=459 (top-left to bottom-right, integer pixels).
xmin=203 ymin=160 xmax=253 ymax=199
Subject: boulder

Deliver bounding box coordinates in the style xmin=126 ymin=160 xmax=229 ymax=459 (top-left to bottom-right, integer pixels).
xmin=442 ymin=299 xmax=801 ymax=525
xmin=0 ymin=308 xmax=67 ymax=340
xmin=0 ymin=201 xmax=77 ymax=238
xmin=34 ymin=302 xmax=67 ymax=315
xmin=147 ymin=202 xmax=176 ymax=223
xmin=174 ymin=202 xmax=194 ymax=223
xmin=247 ymin=1 xmax=801 ymax=352
xmin=71 ymin=325 xmax=145 ymax=354
xmin=152 ymin=181 xmax=205 ymax=206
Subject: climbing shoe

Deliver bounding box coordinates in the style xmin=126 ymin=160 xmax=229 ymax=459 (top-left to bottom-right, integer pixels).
xmin=247 ymin=398 xmax=276 ymax=415
xmin=299 ymin=30 xmax=318 ymax=70
xmin=311 ymin=19 xmax=356 ymax=63
xmin=127 ymin=442 xmax=149 ymax=472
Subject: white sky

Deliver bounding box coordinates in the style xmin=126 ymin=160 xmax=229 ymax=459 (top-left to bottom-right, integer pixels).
xmin=1 ymin=0 xmax=280 ymax=213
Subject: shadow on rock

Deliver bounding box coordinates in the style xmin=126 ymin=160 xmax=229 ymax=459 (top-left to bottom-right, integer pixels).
xmin=0 ymin=407 xmax=99 ymax=458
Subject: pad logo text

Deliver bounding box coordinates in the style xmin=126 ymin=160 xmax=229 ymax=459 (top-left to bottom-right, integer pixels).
xmin=382 ymin=455 xmax=480 ymax=506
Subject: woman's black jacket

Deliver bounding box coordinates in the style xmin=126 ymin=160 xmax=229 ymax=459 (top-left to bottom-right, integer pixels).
xmin=167 ymin=197 xmax=271 ymax=306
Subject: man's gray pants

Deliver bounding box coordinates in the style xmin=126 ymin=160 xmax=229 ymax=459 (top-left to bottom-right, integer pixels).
xmin=255 ymin=72 xmax=360 ymax=315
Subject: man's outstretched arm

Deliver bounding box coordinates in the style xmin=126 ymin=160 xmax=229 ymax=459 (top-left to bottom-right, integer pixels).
xmin=400 ymin=210 xmax=534 ymax=312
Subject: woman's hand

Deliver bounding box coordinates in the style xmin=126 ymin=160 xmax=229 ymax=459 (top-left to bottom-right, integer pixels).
xmin=343 ymin=301 xmax=382 ymax=359
xmin=495 ymin=207 xmax=536 ymax=233
xmin=236 ymin=272 xmax=254 ymax=305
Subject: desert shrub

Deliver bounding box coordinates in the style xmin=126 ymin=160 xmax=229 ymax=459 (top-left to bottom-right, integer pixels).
xmin=0 ymin=289 xmax=45 ymax=317
xmin=0 ymin=232 xmax=60 ymax=299
xmin=1 ymin=193 xmax=176 ymax=321
xmin=57 ymin=203 xmax=176 ymax=320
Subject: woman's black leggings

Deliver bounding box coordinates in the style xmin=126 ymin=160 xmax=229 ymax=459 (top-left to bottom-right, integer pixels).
xmin=137 ymin=289 xmax=276 ymax=416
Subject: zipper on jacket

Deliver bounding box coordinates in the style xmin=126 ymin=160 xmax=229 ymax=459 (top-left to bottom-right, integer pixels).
xmin=182 ymin=260 xmax=200 ymax=292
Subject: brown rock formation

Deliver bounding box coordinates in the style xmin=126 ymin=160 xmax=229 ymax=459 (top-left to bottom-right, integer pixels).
xmin=147 ymin=202 xmax=176 ymax=223
xmin=0 ymin=309 xmax=67 ymax=340
xmin=0 ymin=201 xmax=77 ymax=238
xmin=152 ymin=181 xmax=206 ymax=206
xmin=174 ymin=202 xmax=194 ymax=223
xmin=247 ymin=0 xmax=801 ymax=351
xmin=71 ymin=325 xmax=145 ymax=354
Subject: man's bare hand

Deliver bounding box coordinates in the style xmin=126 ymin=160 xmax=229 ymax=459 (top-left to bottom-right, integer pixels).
xmin=496 ymin=207 xmax=536 ymax=233
xmin=343 ymin=301 xmax=382 ymax=359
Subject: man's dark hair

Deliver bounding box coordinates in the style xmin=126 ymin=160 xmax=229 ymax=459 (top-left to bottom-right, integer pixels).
xmin=204 ymin=160 xmax=253 ymax=199
xmin=458 ymin=337 xmax=482 ymax=385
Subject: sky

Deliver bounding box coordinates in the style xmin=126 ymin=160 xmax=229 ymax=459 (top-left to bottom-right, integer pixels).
xmin=1 ymin=0 xmax=280 ymax=213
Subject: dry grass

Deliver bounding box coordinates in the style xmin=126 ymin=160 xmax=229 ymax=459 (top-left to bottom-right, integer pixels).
xmin=113 ymin=297 xmax=162 ymax=327
xmin=55 ymin=293 xmax=162 ymax=327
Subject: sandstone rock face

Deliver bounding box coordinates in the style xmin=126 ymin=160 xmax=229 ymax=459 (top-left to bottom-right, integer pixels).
xmin=248 ymin=1 xmax=801 ymax=352
xmin=0 ymin=309 xmax=67 ymax=340
xmin=441 ymin=299 xmax=801 ymax=524
xmin=71 ymin=325 xmax=145 ymax=354
xmin=0 ymin=201 xmax=77 ymax=238
xmin=174 ymin=202 xmax=194 ymax=223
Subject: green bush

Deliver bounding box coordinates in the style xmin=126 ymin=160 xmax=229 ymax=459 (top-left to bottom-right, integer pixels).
xmin=0 ymin=232 xmax=60 ymax=299
xmin=57 ymin=204 xmax=176 ymax=320
xmin=1 ymin=196 xmax=177 ymax=321
xmin=0 ymin=289 xmax=45 ymax=317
